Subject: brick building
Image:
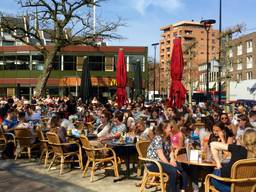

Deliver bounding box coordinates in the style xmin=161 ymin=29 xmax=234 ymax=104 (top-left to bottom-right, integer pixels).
xmin=159 ymin=20 xmax=219 ymax=95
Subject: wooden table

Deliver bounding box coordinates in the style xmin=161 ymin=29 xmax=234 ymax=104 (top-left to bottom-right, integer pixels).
xmin=105 ymin=141 xmax=137 ymax=181
xmin=176 ymin=153 xmax=216 ymax=167
xmin=176 ymin=153 xmax=216 ymax=192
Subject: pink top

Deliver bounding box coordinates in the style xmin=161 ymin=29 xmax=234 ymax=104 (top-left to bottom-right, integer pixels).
xmin=171 ymin=131 xmax=183 ymax=149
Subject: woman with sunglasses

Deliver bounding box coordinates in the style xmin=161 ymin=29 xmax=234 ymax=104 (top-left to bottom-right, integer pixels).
xmin=94 ymin=110 xmax=112 ymax=138
xmin=235 ymin=114 xmax=253 ymax=144
xmin=220 ymin=113 xmax=236 ymax=135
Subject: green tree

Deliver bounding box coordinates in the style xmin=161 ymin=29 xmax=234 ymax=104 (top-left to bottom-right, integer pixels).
xmin=0 ymin=0 xmax=123 ymax=97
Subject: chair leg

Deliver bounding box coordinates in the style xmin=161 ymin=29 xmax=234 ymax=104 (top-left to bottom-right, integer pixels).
xmin=28 ymin=147 xmax=31 ymax=160
xmin=39 ymin=150 xmax=45 ymax=164
xmin=60 ymin=156 xmax=64 ymax=175
xmin=137 ymin=160 xmax=142 ymax=177
xmin=83 ymin=160 xmax=90 ymax=177
xmin=140 ymin=171 xmax=148 ymax=192
xmin=77 ymin=154 xmax=83 ymax=170
xmin=90 ymin=161 xmax=96 ymax=182
xmin=44 ymin=151 xmax=49 ymax=168
xmin=160 ymin=176 xmax=165 ymax=192
xmin=15 ymin=149 xmax=19 ymax=160
xmin=113 ymin=158 xmax=120 ymax=178
xmin=48 ymin=155 xmax=56 ymax=171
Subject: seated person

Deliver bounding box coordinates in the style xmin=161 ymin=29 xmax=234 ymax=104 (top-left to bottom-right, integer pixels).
xmin=134 ymin=119 xmax=154 ymax=140
xmin=210 ymin=129 xmax=256 ymax=192
xmin=94 ymin=110 xmax=112 ymax=138
xmin=48 ymin=115 xmax=78 ymax=152
xmin=147 ymin=120 xmax=188 ymax=192
xmin=25 ymin=104 xmax=41 ymax=125
xmin=208 ymin=122 xmax=234 ymax=145
xmin=2 ymin=110 xmax=18 ymax=133
xmin=16 ymin=111 xmax=37 ymax=144
xmin=99 ymin=111 xmax=126 ymax=141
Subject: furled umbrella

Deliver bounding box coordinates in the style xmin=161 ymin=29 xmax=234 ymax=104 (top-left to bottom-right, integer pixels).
xmin=80 ymin=56 xmax=92 ymax=104
xmin=116 ymin=48 xmax=127 ymax=107
xmin=169 ymin=38 xmax=187 ymax=108
xmin=134 ymin=59 xmax=142 ymax=99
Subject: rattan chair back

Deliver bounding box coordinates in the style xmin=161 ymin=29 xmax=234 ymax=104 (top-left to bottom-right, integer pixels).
xmin=80 ymin=135 xmax=94 ymax=159
xmin=230 ymin=158 xmax=256 ymax=192
xmin=136 ymin=140 xmax=150 ymax=158
xmin=46 ymin=132 xmax=63 ymax=155
xmin=15 ymin=127 xmax=32 ymax=146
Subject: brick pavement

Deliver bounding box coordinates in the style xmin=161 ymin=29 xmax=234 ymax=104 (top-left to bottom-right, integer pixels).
xmin=0 ymin=159 xmax=142 ymax=192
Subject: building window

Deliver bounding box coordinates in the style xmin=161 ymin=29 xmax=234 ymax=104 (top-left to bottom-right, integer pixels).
xmin=246 ymin=55 xmax=253 ymax=69
xmin=185 ymin=30 xmax=192 ymax=35
xmin=105 ymin=56 xmax=114 ymax=71
xmin=32 ymin=55 xmax=44 ymax=71
xmin=237 ymin=43 xmax=242 ymax=55
xmin=88 ymin=56 xmax=104 ymax=71
xmin=63 ymin=55 xmax=76 ymax=70
xmin=237 ymin=58 xmax=242 ymax=70
xmin=247 ymin=71 xmax=253 ymax=80
xmin=246 ymin=40 xmax=253 ymax=53
xmin=2 ymin=40 xmax=15 ymax=46
xmin=16 ymin=55 xmax=30 ymax=70
xmin=4 ymin=55 xmax=16 ymax=70
xmin=52 ymin=55 xmax=60 ymax=70
xmin=237 ymin=73 xmax=242 ymax=81
xmin=129 ymin=55 xmax=144 ymax=72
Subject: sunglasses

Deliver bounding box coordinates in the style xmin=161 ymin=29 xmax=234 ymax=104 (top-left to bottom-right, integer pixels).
xmin=100 ymin=116 xmax=105 ymax=119
xmin=221 ymin=117 xmax=228 ymax=120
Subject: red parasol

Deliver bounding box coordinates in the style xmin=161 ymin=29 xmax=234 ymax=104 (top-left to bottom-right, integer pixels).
xmin=169 ymin=38 xmax=187 ymax=108
xmin=116 ymin=48 xmax=127 ymax=107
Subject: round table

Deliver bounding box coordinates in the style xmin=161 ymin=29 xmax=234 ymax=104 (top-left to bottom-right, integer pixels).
xmin=176 ymin=154 xmax=216 ymax=192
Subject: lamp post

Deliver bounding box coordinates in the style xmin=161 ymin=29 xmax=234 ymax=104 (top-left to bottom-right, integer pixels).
xmin=200 ymin=19 xmax=216 ymax=98
xmin=218 ymin=0 xmax=222 ymax=104
xmin=152 ymin=42 xmax=159 ymax=102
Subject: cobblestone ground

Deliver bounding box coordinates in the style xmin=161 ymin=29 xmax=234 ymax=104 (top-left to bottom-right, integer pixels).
xmin=0 ymin=159 xmax=143 ymax=192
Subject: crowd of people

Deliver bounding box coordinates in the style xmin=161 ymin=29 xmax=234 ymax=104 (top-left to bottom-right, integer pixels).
xmin=0 ymin=95 xmax=256 ymax=192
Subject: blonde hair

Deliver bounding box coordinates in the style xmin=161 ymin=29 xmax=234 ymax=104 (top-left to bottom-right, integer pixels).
xmin=242 ymin=129 xmax=256 ymax=158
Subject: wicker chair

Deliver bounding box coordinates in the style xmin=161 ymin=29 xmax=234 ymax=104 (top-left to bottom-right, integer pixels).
xmin=46 ymin=132 xmax=82 ymax=175
xmin=80 ymin=135 xmax=120 ymax=182
xmin=136 ymin=140 xmax=169 ymax=192
xmin=0 ymin=125 xmax=16 ymax=151
xmin=14 ymin=127 xmax=36 ymax=160
xmin=136 ymin=140 xmax=151 ymax=176
xmin=205 ymin=158 xmax=256 ymax=192
xmin=38 ymin=131 xmax=53 ymax=167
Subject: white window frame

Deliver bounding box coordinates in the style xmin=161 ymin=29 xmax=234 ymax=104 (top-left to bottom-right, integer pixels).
xmin=246 ymin=55 xmax=253 ymax=69
xmin=246 ymin=71 xmax=253 ymax=80
xmin=237 ymin=44 xmax=242 ymax=55
xmin=246 ymin=40 xmax=253 ymax=53
xmin=237 ymin=58 xmax=242 ymax=70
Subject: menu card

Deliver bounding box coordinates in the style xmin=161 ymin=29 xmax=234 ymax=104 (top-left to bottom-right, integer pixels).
xmin=190 ymin=149 xmax=199 ymax=161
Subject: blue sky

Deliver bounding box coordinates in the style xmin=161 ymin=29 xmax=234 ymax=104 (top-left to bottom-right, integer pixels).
xmin=1 ymin=0 xmax=256 ymax=58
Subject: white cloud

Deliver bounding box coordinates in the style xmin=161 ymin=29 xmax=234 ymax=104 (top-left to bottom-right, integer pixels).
xmin=133 ymin=0 xmax=184 ymax=14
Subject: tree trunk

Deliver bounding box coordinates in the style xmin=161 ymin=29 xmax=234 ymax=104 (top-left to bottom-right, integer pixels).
xmin=34 ymin=48 xmax=59 ymax=97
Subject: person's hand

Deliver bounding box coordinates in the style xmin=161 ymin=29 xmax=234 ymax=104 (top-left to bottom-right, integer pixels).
xmin=218 ymin=131 xmax=225 ymax=141
xmin=216 ymin=162 xmax=222 ymax=169
xmin=170 ymin=160 xmax=177 ymax=167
